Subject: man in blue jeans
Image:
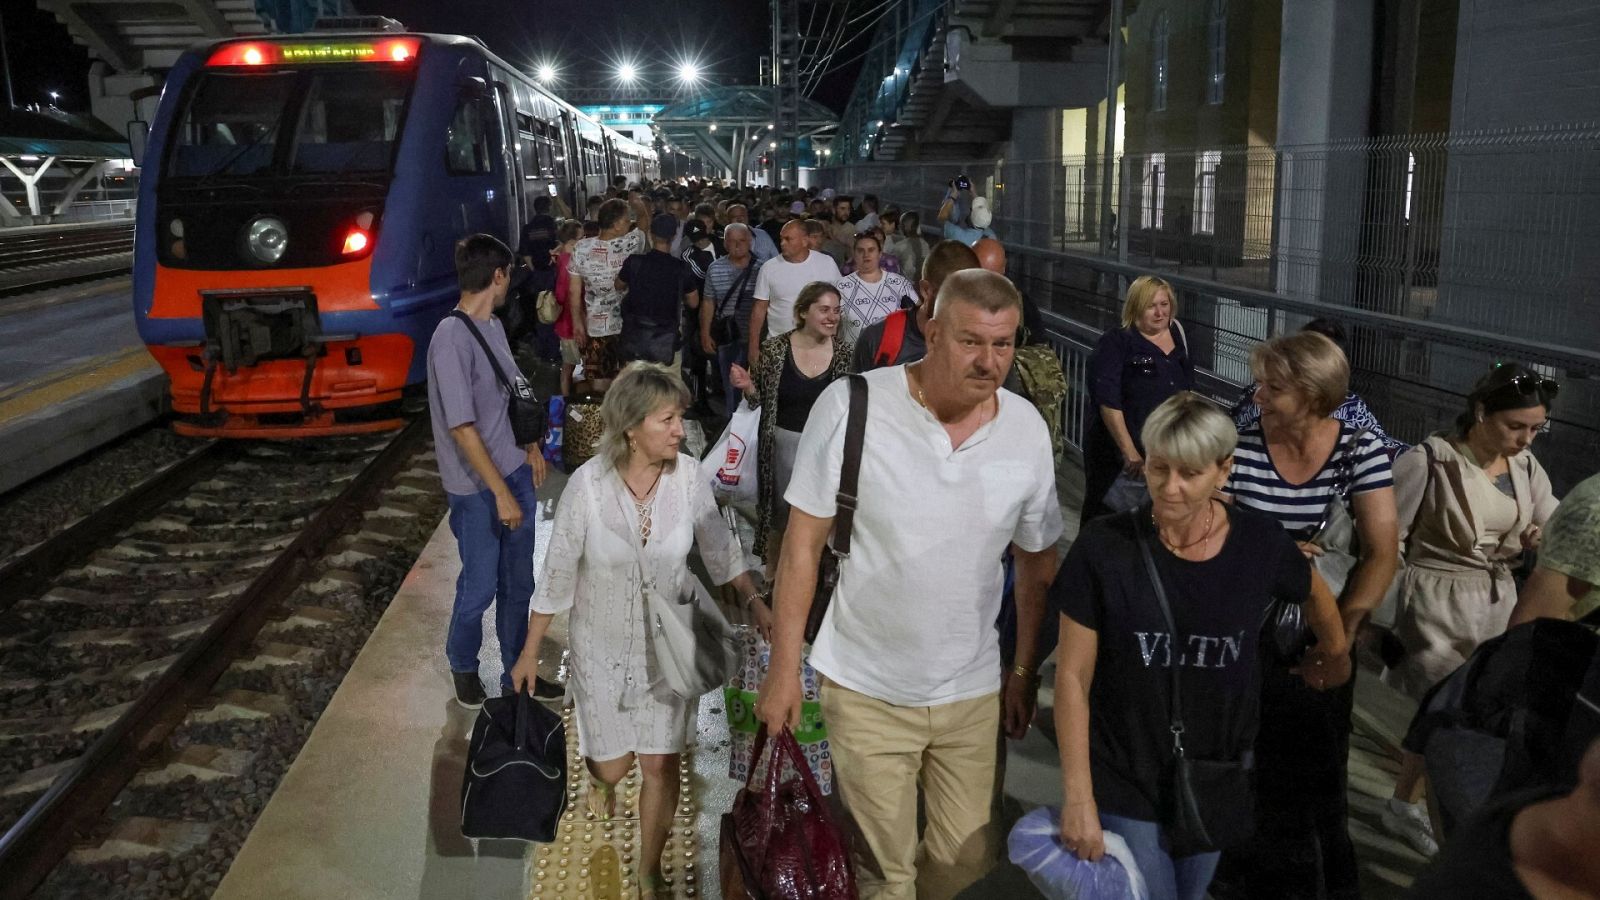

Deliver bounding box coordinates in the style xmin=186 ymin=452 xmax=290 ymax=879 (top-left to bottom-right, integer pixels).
xmin=426 ymin=234 xmax=553 ymax=708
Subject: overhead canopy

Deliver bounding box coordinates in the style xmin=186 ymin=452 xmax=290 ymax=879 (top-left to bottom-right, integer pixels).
xmin=0 ymin=107 xmax=128 ymax=159
xmin=652 ymin=86 xmax=837 ymax=178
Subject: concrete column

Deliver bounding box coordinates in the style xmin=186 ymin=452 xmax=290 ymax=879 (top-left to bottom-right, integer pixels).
xmin=1273 ymin=0 xmax=1374 ymax=308
xmin=1009 ymin=108 xmax=1058 ymax=244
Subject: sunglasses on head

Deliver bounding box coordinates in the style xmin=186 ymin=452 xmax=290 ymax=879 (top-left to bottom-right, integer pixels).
xmin=1487 ymin=366 xmax=1560 ymax=403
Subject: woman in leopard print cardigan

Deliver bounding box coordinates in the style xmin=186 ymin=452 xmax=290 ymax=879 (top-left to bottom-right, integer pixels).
xmin=729 ymin=282 xmax=855 ymax=572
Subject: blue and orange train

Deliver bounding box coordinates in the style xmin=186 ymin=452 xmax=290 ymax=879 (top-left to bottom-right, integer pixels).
xmin=132 ymin=23 xmax=657 ymax=437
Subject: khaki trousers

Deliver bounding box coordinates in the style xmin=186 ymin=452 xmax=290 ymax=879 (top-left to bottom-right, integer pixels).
xmin=820 ymin=676 xmax=999 ymax=900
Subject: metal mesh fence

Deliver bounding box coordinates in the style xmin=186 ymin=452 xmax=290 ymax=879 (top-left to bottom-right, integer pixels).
xmin=822 ymin=129 xmax=1600 ymax=491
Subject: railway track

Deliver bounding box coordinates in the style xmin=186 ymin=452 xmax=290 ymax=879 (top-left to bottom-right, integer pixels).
xmin=0 ymin=418 xmax=434 ymax=899
xmin=0 ymin=224 xmax=134 ymax=300
xmin=0 ymin=224 xmax=134 ymax=269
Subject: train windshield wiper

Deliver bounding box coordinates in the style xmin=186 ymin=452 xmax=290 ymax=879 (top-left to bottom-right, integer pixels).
xmin=196 ymin=112 xmax=285 ymax=184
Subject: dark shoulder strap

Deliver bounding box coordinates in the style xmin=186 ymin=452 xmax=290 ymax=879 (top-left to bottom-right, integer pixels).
xmin=832 ymin=375 xmax=869 ymax=556
xmin=1133 ymin=512 xmax=1187 ymax=746
xmin=874 ymin=310 xmax=909 ymax=367
xmin=718 ymin=263 xmax=754 ymax=318
xmin=449 ymin=310 xmax=513 ymax=392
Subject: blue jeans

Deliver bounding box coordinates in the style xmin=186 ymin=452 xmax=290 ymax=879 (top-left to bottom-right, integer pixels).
xmin=445 ymin=463 xmax=536 ymax=690
xmin=715 ymin=341 xmax=748 ymax=415
xmin=1098 ymin=813 xmax=1220 ymax=900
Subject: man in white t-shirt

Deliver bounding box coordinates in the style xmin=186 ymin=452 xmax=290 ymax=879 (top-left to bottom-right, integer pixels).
xmin=757 ymin=269 xmax=1063 ymax=899
xmin=569 ymin=196 xmax=649 ymax=388
xmin=747 ymin=219 xmax=841 ymax=368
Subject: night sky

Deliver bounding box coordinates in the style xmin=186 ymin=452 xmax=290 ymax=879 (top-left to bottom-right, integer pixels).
xmin=1 ymin=1 xmax=867 ymax=115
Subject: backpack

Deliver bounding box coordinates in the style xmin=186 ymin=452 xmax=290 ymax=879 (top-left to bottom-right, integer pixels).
xmin=1012 ymin=343 xmax=1068 ymax=462
xmin=872 ymin=310 xmax=910 ymax=368
xmin=1403 ymin=617 xmax=1600 ymax=835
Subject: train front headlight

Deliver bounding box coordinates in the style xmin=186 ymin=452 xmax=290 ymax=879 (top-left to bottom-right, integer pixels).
xmin=243 ymin=216 xmax=288 ymax=264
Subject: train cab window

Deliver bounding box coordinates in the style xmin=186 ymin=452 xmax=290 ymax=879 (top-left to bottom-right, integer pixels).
xmin=167 ymin=72 xmax=297 ymax=177
xmin=291 ymin=68 xmax=410 ymax=174
xmin=446 ymin=98 xmax=491 ymax=175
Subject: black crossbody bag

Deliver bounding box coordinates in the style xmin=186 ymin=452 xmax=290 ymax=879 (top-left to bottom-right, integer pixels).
xmin=1134 ymin=511 xmax=1255 ymax=856
xmin=804 ymin=374 xmax=868 ymax=644
xmin=710 ymin=265 xmax=755 ymax=347
xmin=450 ymin=310 xmax=547 ymax=447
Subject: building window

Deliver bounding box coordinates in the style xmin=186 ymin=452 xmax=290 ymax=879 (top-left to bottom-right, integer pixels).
xmin=1194 ymin=150 xmax=1221 ymax=234
xmin=1152 ymin=13 xmax=1169 ymax=112
xmin=1142 ymin=152 xmax=1166 ymax=229
xmin=1207 ymin=0 xmax=1227 ymax=104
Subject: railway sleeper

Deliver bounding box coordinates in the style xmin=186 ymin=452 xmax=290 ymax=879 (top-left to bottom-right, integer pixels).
xmin=226 ymin=642 xmax=322 ymax=673
xmin=104 ymin=534 xmax=298 ymax=560
xmin=30 ymin=581 xmax=256 ymax=608
xmin=66 ymin=817 xmax=212 ymax=866
xmin=0 ymin=701 xmax=136 ymax=740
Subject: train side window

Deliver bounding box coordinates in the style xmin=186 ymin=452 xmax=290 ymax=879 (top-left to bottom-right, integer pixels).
xmin=445 ymin=98 xmax=490 ymax=175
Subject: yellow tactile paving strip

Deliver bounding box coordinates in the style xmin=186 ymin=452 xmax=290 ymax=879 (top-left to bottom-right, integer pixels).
xmin=0 ymin=346 xmax=158 ymax=426
xmin=531 ymin=705 xmax=705 ymax=900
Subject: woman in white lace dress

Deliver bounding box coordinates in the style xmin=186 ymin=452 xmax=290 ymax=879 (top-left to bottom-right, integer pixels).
xmin=509 ymin=362 xmax=765 ymax=900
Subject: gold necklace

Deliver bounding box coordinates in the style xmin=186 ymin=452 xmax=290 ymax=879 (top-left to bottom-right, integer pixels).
xmin=910 ymin=363 xmax=991 ymax=427
xmin=1156 ymin=501 xmax=1216 ymax=554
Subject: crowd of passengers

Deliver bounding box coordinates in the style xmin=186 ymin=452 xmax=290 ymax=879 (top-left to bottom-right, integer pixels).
xmin=425 ymin=173 xmax=1600 ymax=900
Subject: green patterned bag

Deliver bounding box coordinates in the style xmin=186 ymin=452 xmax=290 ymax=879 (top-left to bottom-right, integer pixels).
xmin=724 ymin=627 xmax=832 ymax=795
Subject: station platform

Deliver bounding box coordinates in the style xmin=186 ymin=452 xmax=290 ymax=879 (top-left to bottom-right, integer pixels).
xmin=213 ymin=448 xmax=1431 ymax=899
xmin=0 ymin=277 xmax=162 ymax=495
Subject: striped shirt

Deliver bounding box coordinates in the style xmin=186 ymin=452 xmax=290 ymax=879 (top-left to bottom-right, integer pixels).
xmin=1224 ymin=422 xmax=1394 ymax=538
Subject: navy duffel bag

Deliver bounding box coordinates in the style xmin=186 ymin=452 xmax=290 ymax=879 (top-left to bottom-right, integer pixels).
xmin=461 ymin=692 xmax=568 ymax=842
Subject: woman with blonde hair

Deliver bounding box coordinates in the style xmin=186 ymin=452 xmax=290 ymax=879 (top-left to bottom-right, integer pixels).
xmin=1052 ymin=392 xmax=1348 ymax=900
xmin=730 ymin=281 xmax=854 ymax=573
xmin=1081 ymin=275 xmax=1194 ymax=523
xmin=508 ymin=362 xmax=763 ymax=900
xmin=1214 ymin=330 xmax=1399 ymax=900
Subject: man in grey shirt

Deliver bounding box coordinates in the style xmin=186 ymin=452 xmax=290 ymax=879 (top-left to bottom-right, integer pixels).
xmin=427 ymin=234 xmax=550 ymax=708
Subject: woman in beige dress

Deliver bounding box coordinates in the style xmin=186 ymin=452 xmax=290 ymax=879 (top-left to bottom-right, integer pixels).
xmin=1379 ymin=363 xmax=1560 ymax=856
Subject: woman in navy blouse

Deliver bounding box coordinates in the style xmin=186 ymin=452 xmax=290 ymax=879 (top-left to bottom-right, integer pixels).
xmin=1081 ymin=275 xmax=1195 ymax=524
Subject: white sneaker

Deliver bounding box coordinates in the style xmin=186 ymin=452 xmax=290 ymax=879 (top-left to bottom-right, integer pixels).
xmin=1381 ymin=797 xmax=1439 ymax=857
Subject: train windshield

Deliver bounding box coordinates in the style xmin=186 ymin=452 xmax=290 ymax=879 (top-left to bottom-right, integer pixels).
xmin=165 ymin=67 xmax=413 ymax=181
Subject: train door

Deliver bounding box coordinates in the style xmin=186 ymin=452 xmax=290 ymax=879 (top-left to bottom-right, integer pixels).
xmin=445 ymin=79 xmax=498 ymax=238
xmin=490 ymin=78 xmax=522 ymax=243
xmin=559 ymin=110 xmax=582 ymax=213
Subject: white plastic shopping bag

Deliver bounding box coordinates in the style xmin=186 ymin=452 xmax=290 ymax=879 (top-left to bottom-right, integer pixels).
xmin=703 ymin=401 xmax=760 ymax=506
xmin=1008 ymin=805 xmax=1148 ymax=900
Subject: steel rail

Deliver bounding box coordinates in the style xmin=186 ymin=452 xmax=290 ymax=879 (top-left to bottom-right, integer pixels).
xmin=0 ymin=264 xmax=134 ymax=300
xmin=0 ymin=416 xmax=429 ymax=899
xmin=0 ymin=439 xmax=221 ymax=616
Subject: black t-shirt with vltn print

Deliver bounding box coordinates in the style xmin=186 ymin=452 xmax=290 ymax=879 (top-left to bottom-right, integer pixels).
xmin=1049 ymin=505 xmax=1311 ymax=822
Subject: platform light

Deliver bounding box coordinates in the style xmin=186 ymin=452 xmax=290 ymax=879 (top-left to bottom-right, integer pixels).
xmin=769 ymin=141 xmax=777 ymax=149
xmin=537 ymin=63 xmax=556 ymax=83
xmin=677 ymin=61 xmax=701 ymax=84
xmin=617 ymin=62 xmax=638 ymax=84
xmin=709 ymin=122 xmax=717 ymax=131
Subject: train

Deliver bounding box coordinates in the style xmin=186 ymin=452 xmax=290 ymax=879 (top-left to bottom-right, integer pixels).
xmin=131 ymin=21 xmax=659 ymax=437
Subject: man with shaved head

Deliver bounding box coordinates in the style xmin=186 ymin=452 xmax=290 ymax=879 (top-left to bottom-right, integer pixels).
xmin=759 ymin=268 xmax=1062 ymax=899
xmin=747 ymin=219 xmax=841 ymax=368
